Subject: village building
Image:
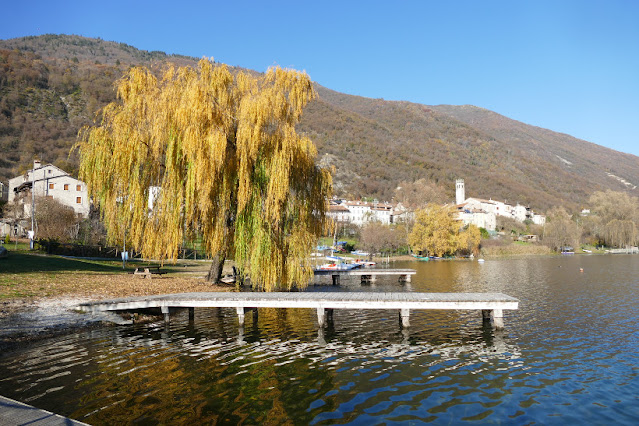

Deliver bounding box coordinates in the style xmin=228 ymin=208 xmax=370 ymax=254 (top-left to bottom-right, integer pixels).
xmin=325 ymin=179 xmax=544 ymax=231
xmin=455 ymin=205 xmax=497 ymax=231
xmin=327 ymin=202 xmax=351 ymax=223
xmin=454 ymin=179 xmax=545 ymax=230
xmin=327 ymin=199 xmax=408 ymax=226
xmin=0 ymin=181 xmax=8 ymax=203
xmin=7 ymin=160 xmax=90 ymax=220
xmin=532 ymin=214 xmax=546 ymax=226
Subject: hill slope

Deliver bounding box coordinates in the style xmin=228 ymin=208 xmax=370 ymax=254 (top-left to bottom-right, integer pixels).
xmin=1 ymin=34 xmax=637 ymax=212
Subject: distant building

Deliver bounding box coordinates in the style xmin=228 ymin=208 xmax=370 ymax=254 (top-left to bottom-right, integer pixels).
xmin=532 ymin=214 xmax=546 ymax=226
xmin=453 ymin=179 xmax=544 ymax=230
xmin=327 ymin=202 xmax=351 ymax=223
xmin=455 ymin=203 xmax=497 ymax=230
xmin=326 ymin=199 xmax=407 ymax=226
xmin=0 ymin=181 xmax=8 ymax=203
xmin=8 ymin=160 xmax=90 ymax=218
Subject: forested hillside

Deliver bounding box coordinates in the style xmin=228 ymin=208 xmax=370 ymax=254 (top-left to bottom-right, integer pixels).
xmin=1 ymin=34 xmax=638 ymax=212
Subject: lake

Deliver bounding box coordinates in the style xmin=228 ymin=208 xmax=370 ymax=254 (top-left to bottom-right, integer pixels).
xmin=1 ymin=255 xmax=638 ymax=424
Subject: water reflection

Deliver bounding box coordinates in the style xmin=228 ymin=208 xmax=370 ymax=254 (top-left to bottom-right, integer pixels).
xmin=1 ymin=255 xmax=638 ymax=424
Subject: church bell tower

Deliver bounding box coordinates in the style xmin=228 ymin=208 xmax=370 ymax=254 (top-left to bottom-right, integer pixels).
xmin=456 ymin=179 xmax=465 ymax=205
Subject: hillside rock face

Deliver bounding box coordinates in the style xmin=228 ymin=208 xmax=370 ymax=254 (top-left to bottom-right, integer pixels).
xmin=1 ymin=34 xmax=638 ymax=211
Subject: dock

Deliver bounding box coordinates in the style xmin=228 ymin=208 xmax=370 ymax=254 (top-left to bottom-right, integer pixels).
xmin=77 ymin=291 xmax=519 ymax=329
xmin=314 ymin=268 xmax=416 ymax=285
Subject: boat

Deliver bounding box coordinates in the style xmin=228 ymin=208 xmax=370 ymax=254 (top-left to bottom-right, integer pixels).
xmin=353 ymin=259 xmax=376 ymax=267
xmin=411 ymin=254 xmax=430 ymax=261
xmin=477 ymin=258 xmax=485 ymax=263
xmin=316 ymin=262 xmax=360 ymax=271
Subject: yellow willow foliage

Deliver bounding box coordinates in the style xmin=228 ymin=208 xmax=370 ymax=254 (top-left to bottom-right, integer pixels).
xmin=75 ymin=59 xmax=332 ymax=291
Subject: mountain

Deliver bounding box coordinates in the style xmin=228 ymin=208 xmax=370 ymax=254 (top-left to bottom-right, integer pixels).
xmin=1 ymin=34 xmax=638 ymax=212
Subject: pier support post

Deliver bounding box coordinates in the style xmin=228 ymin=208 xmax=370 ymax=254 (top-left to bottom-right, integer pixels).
xmin=317 ymin=307 xmax=326 ymax=327
xmin=482 ymin=309 xmax=504 ymax=329
xmin=236 ymin=307 xmax=245 ymax=324
xmin=492 ymin=309 xmax=504 ymax=329
xmin=399 ymin=274 xmax=411 ymax=283
xmin=161 ymin=306 xmax=170 ymax=324
xmin=332 ymin=275 xmax=340 ymax=286
xmin=400 ymin=308 xmax=410 ymax=328
xmin=361 ymin=275 xmax=375 ymax=284
xmin=188 ymin=307 xmax=195 ymax=322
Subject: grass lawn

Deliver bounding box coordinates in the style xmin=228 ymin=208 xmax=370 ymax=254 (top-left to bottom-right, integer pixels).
xmin=0 ymin=250 xmax=225 ymax=300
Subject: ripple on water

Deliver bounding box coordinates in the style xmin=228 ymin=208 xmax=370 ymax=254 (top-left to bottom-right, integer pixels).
xmin=0 ymin=256 xmax=638 ymax=423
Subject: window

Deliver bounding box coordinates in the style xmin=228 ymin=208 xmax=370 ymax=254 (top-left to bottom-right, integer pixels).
xmin=49 ymin=183 xmax=54 ymax=190
xmin=76 ymin=184 xmax=81 ymax=191
xmin=76 ymin=197 xmax=82 ymax=204
xmin=64 ymin=184 xmax=69 ymax=191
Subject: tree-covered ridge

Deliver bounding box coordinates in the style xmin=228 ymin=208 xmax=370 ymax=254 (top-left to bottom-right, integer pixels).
xmin=0 ymin=34 xmax=197 ymax=67
xmin=1 ymin=34 xmax=638 ymax=213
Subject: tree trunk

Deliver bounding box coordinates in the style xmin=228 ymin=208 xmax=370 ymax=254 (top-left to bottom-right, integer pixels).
xmin=206 ymin=254 xmax=225 ymax=283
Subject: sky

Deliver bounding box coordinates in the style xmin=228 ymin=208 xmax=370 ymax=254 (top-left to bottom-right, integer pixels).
xmin=3 ymin=0 xmax=639 ymax=156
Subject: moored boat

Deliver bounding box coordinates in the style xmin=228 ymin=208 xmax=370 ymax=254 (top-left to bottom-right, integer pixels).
xmin=316 ymin=262 xmax=361 ymax=271
xmin=353 ymin=259 xmax=376 ymax=267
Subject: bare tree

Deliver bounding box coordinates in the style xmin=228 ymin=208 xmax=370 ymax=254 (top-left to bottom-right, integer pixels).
xmin=35 ymin=197 xmax=80 ymax=242
xmin=542 ymin=207 xmax=581 ymax=252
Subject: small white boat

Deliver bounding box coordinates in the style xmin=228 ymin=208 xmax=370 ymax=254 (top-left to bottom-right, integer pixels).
xmin=353 ymin=259 xmax=376 ymax=267
xmin=477 ymin=258 xmax=485 ymax=263
xmin=317 ymin=262 xmax=360 ymax=271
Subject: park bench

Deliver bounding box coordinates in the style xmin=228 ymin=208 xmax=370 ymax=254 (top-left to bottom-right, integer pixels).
xmin=132 ymin=266 xmax=167 ymax=279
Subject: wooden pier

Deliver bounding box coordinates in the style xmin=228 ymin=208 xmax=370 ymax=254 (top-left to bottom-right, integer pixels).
xmin=77 ymin=291 xmax=518 ymax=329
xmin=314 ymin=268 xmax=416 ymax=285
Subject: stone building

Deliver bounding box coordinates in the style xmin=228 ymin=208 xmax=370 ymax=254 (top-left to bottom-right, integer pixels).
xmin=8 ymin=160 xmax=90 ymax=218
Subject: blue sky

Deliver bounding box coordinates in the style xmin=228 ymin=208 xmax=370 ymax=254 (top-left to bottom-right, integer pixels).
xmin=3 ymin=1 xmax=639 ymax=156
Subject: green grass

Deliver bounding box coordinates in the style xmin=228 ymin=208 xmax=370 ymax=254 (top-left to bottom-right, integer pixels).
xmin=0 ymin=251 xmax=192 ymax=275
xmin=0 ymin=252 xmax=124 ymax=274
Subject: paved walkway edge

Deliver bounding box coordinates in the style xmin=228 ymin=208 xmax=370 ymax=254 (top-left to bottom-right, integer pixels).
xmin=0 ymin=395 xmax=89 ymax=425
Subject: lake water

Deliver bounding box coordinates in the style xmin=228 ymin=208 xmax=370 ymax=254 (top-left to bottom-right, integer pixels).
xmin=1 ymin=255 xmax=638 ymax=424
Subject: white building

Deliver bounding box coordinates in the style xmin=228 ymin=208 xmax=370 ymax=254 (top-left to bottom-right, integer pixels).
xmin=8 ymin=160 xmax=90 ymax=218
xmin=454 ymin=179 xmax=544 ymax=230
xmin=456 ymin=205 xmax=497 ymax=231
xmin=532 ymin=214 xmax=546 ymax=226
xmin=336 ymin=200 xmax=404 ymax=226
xmin=327 ymin=203 xmax=351 ymax=223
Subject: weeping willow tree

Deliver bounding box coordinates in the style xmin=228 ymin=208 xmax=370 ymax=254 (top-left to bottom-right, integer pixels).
xmin=75 ymin=59 xmax=332 ymax=291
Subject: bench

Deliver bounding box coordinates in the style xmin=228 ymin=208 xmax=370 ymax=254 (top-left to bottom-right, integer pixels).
xmin=133 ymin=266 xmax=167 ymax=279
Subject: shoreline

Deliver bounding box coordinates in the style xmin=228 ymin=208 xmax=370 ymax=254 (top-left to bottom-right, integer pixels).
xmin=0 ymin=249 xmax=623 ymax=346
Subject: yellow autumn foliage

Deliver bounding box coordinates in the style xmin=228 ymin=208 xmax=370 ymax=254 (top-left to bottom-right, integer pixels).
xmin=75 ymin=59 xmax=332 ymax=291
xmin=408 ymin=204 xmax=480 ymax=257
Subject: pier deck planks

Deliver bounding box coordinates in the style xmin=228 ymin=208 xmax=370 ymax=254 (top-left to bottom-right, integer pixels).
xmin=78 ymin=291 xmax=518 ymax=314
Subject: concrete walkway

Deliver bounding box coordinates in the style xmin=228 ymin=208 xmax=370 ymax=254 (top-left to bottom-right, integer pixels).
xmin=0 ymin=395 xmax=88 ymax=425
xmin=77 ymin=291 xmax=519 ymax=328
